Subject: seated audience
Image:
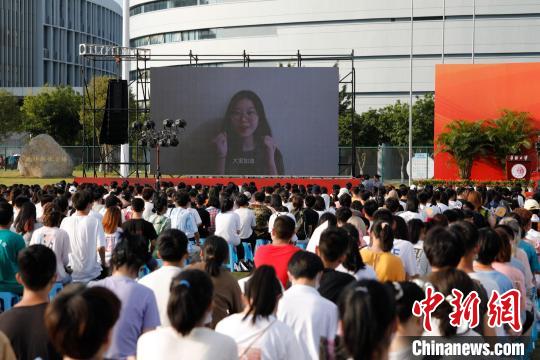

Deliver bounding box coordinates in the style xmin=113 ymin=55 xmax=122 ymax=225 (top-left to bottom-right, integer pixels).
xmin=0 ymin=245 xmax=60 ymax=359
xmin=45 ymin=285 xmax=121 ymax=360
xmin=137 ymin=270 xmax=238 ymax=360
xmin=216 ymin=266 xmax=302 ymax=359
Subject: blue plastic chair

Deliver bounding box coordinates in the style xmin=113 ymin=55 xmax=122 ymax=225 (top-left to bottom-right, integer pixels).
xmin=49 ymin=282 xmax=64 ymax=301
xmin=0 ymin=292 xmax=20 ymax=312
xmin=242 ymin=243 xmax=254 ymax=262
xmin=226 ymin=244 xmax=238 ymax=272
xmin=296 ymin=242 xmax=307 ymax=250
xmin=255 ymin=239 xmax=269 ymax=253
xmin=199 ymin=238 xmax=206 ymax=246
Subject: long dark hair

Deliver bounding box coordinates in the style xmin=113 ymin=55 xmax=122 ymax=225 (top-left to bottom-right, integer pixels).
xmin=222 ymin=90 xmax=273 ymax=146
xmin=168 ymin=269 xmax=214 ymax=336
xmin=14 ymin=201 xmax=37 ymax=234
xmin=202 ymin=235 xmax=229 ymax=277
xmin=243 ymin=266 xmax=282 ymax=324
xmin=340 ymin=223 xmax=366 ymax=272
xmin=338 ymin=280 xmax=396 ymax=360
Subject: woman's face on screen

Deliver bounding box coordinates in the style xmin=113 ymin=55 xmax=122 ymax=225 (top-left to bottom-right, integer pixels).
xmin=230 ymin=98 xmax=259 ymax=138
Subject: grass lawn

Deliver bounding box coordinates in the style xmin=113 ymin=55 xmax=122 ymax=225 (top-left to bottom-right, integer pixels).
xmin=0 ymin=170 xmax=77 ymax=186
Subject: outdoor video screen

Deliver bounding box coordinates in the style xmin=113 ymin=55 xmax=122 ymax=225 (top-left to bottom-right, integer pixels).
xmin=150 ymin=67 xmax=339 ymax=176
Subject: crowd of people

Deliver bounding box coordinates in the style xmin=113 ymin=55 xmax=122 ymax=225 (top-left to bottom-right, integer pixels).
xmin=0 ymin=179 xmax=538 ymax=359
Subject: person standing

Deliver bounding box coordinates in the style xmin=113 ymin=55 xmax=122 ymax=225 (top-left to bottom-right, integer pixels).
xmin=234 ymin=194 xmax=256 ymax=257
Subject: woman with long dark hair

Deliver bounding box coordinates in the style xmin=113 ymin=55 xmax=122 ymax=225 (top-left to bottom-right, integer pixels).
xmin=216 ymin=266 xmax=302 ymax=359
xmin=188 ymin=236 xmax=243 ymax=328
xmin=213 ymin=90 xmax=284 ymax=175
xmin=13 ymin=201 xmax=40 ymax=245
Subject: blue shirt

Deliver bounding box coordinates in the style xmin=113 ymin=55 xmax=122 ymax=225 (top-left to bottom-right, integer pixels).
xmin=169 ymin=207 xmax=198 ymax=238
xmin=89 ymin=275 xmax=160 ymax=359
xmin=518 ymin=241 xmax=540 ymax=272
xmin=474 ymin=270 xmax=513 ymax=294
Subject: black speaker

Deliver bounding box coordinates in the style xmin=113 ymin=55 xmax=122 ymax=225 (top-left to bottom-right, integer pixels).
xmin=99 ymin=79 xmax=128 ymax=145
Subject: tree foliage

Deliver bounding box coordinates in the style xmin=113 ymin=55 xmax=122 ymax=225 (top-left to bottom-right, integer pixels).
xmin=0 ymin=90 xmax=23 ymax=141
xmin=338 ymin=91 xmax=434 ymax=147
xmin=485 ymin=110 xmax=534 ymax=166
xmin=21 ymin=86 xmax=82 ymax=145
xmin=437 ymin=120 xmax=490 ymax=179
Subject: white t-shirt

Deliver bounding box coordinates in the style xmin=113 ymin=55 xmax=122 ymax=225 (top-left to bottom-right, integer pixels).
xmin=215 ymin=212 xmax=241 ymax=246
xmin=60 ymin=214 xmax=106 ymax=283
xmin=398 ymin=211 xmax=423 ymax=223
xmin=30 ymin=226 xmax=71 ymax=283
xmin=306 ymin=221 xmax=329 ymax=253
xmin=321 ymin=194 xmax=331 ymax=210
xmin=189 ymin=207 xmax=202 ymax=226
xmin=169 ymin=207 xmax=198 ymax=239
xmin=391 ymin=239 xmax=418 ymax=277
xmin=277 ymin=284 xmax=338 ymax=360
xmin=89 ymin=209 xmax=103 ymax=222
xmin=139 ymin=266 xmax=183 ymax=327
xmin=143 ymin=201 xmax=154 ymax=221
xmin=216 ymin=314 xmax=303 ymax=360
xmin=413 ymin=240 xmax=431 ymax=276
xmin=104 ymin=228 xmax=123 ymax=266
xmin=234 ymin=207 xmax=256 ymax=240
xmin=336 ymin=264 xmax=377 ymax=281
xmin=137 ymin=326 xmax=238 ymax=360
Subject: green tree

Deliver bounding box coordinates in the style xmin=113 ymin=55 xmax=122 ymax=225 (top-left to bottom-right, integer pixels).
xmin=0 ymin=89 xmax=24 ymax=141
xmin=437 ymin=120 xmax=490 ymax=179
xmin=485 ymin=110 xmax=533 ymax=168
xmin=21 ymin=86 xmax=82 ymax=145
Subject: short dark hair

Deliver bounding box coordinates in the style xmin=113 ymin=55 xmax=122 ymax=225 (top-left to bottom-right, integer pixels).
xmin=272 ymin=215 xmax=295 ymax=240
xmin=363 ymin=200 xmax=379 ymax=217
xmin=244 ymin=266 xmax=282 ymax=323
xmin=110 ymin=234 xmax=148 ymax=271
xmin=287 ymin=251 xmax=323 ymax=280
xmin=158 ymin=229 xmax=188 ymax=262
xmin=168 ymin=269 xmax=213 ymax=336
xmin=141 ymin=187 xmax=154 ymax=201
xmin=174 ymin=191 xmax=190 ymax=207
xmin=305 ymin=195 xmax=316 ymax=208
xmin=424 ymin=226 xmax=464 ymax=268
xmin=0 ymin=201 xmax=13 ymax=226
xmin=18 ymin=245 xmax=57 ymax=291
xmin=45 ymin=285 xmax=121 ymax=359
xmin=319 ymin=227 xmax=349 ymax=262
xmin=449 ymin=221 xmax=478 ymax=253
xmin=384 ymin=198 xmax=400 ymax=213
xmin=253 ymin=191 xmax=265 ymax=202
xmin=235 ymin=193 xmax=249 ymax=207
xmin=72 ymin=191 xmax=93 ymax=211
xmin=335 ymin=207 xmax=352 ymax=224
xmin=339 ymin=194 xmax=352 ymax=208
xmin=131 ymin=198 xmax=145 ymax=213
xmin=477 ymin=227 xmax=501 ymax=265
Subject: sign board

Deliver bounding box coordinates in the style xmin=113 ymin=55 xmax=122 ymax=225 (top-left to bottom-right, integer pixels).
xmin=406 ymin=153 xmax=434 ymax=180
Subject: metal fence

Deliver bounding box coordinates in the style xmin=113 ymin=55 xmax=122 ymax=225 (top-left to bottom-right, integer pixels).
xmin=2 ymin=145 xmax=435 ymax=181
xmin=339 ymin=146 xmax=434 ymax=182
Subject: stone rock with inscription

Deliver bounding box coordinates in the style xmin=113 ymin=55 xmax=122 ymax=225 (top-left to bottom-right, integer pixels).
xmin=18 ymin=134 xmax=74 ymax=177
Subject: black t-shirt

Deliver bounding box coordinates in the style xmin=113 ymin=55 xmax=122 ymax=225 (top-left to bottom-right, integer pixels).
xmin=225 ymin=146 xmax=284 ymax=175
xmin=196 ymin=207 xmax=211 ymax=238
xmin=0 ymin=303 xmax=61 ymax=360
xmin=121 ymin=219 xmax=158 ymax=243
xmin=303 ymin=208 xmax=319 ymax=238
xmin=318 ymin=269 xmax=355 ymax=304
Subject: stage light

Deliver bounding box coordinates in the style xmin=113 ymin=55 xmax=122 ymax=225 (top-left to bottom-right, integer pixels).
xmin=163 ymin=118 xmax=173 ymax=128
xmin=144 ymin=120 xmax=155 ymax=130
xmin=174 ymin=119 xmax=186 ymax=129
xmin=159 ymin=138 xmax=169 ymax=147
xmin=131 ymin=122 xmax=142 ymax=131
xmin=169 ymin=136 xmax=179 ymax=147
